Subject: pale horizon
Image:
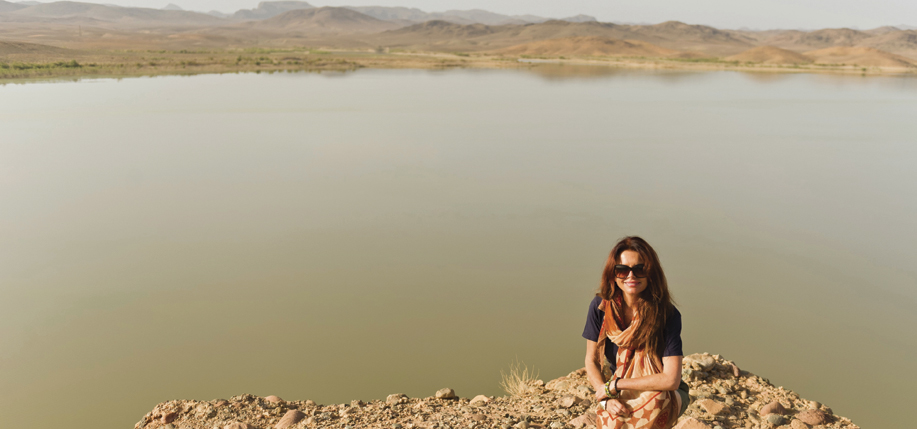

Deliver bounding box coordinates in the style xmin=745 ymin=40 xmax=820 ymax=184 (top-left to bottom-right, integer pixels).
xmin=10 ymin=0 xmax=917 ymax=30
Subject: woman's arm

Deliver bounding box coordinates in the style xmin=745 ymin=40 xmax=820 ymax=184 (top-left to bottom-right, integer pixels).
xmin=614 ymin=355 xmax=683 ymax=392
xmin=585 ymin=339 xmax=608 ymax=399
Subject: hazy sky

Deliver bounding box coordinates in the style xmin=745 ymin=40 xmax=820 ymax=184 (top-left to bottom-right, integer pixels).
xmin=52 ymin=0 xmax=917 ymax=29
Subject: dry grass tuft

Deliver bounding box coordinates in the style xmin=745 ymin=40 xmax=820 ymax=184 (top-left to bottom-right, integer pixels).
xmin=500 ymin=358 xmax=541 ymax=397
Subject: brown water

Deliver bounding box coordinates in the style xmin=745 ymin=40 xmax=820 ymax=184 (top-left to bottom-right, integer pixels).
xmin=1 ymin=68 xmax=915 ymax=429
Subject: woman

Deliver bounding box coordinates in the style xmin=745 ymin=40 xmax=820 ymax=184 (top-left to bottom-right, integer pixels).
xmin=582 ymin=236 xmax=689 ymax=429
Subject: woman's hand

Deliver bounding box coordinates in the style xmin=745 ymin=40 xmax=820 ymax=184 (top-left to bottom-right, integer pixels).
xmin=602 ymin=398 xmax=630 ymax=417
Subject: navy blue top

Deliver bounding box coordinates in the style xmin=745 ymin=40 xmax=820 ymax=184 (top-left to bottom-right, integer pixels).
xmin=582 ymin=296 xmax=683 ymax=366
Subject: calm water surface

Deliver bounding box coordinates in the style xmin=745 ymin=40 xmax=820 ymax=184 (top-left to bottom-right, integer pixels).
xmin=1 ymin=67 xmax=915 ymax=429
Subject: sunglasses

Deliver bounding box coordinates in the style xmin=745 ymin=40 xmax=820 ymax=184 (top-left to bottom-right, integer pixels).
xmin=614 ymin=264 xmax=647 ymax=279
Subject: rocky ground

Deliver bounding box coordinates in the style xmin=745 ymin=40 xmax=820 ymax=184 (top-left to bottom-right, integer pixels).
xmin=136 ymin=353 xmax=858 ymax=429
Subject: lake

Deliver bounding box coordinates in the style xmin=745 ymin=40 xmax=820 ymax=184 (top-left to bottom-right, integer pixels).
xmin=1 ymin=67 xmax=915 ymax=429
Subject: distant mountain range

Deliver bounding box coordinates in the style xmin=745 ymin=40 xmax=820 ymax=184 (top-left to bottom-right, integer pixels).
xmin=1 ymin=0 xmax=915 ymax=64
xmin=0 ymin=0 xmax=600 ymax=25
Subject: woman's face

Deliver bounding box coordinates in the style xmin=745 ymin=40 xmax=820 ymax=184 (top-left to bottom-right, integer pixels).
xmin=615 ymin=249 xmax=648 ymax=299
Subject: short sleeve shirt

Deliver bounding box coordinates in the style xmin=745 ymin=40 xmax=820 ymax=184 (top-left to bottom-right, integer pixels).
xmin=582 ymin=296 xmax=683 ymax=367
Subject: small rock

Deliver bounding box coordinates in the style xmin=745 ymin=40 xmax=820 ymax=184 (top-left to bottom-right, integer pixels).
xmin=264 ymin=395 xmax=284 ymax=404
xmin=387 ymin=393 xmax=408 ymax=404
xmin=162 ymin=425 xmax=175 ymax=429
xmin=673 ymin=417 xmax=712 ymax=429
xmin=275 ymin=410 xmax=306 ymax=429
xmin=224 ymin=423 xmax=255 ymax=429
xmin=393 ymin=424 xmax=403 ymax=429
xmin=161 ymin=412 xmax=177 ymax=424
xmin=724 ymin=397 xmax=734 ymax=406
xmin=568 ymin=411 xmax=596 ymax=429
xmin=696 ymin=356 xmax=716 ymax=371
xmin=304 ymin=400 xmax=316 ymax=407
xmin=514 ymin=421 xmax=529 ymax=429
xmin=696 ymin=399 xmax=727 ymax=416
xmin=760 ymin=401 xmax=787 ymax=417
xmin=790 ymin=419 xmax=810 ymax=429
xmin=574 ymin=385 xmax=593 ymax=398
xmin=550 ymin=422 xmax=565 ymax=429
xmin=470 ymin=395 xmax=491 ymax=405
xmin=797 ymin=409 xmax=827 ymax=426
xmin=730 ymin=363 xmax=741 ymax=378
xmin=435 ymin=388 xmax=457 ymax=400
xmin=766 ymin=414 xmax=787 ymax=426
xmin=472 ymin=414 xmax=487 ymax=422
xmin=714 ymin=426 xmax=724 ymax=429
xmin=558 ymin=395 xmax=581 ymax=408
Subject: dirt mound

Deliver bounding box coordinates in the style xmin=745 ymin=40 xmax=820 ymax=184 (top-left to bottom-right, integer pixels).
xmin=805 ymin=46 xmax=917 ymax=68
xmin=725 ymin=46 xmax=812 ymax=65
xmin=497 ymin=36 xmax=677 ymax=57
xmin=249 ymin=6 xmax=402 ymax=34
xmin=134 ymin=353 xmax=858 ymax=429
xmin=0 ymin=40 xmax=70 ymax=55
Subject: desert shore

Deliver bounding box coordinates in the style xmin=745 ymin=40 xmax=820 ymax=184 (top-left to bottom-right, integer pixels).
xmin=3 ymin=47 xmax=914 ymax=83
xmin=4 ymin=4 xmax=917 ymax=82
xmin=136 ymin=353 xmax=858 ymax=429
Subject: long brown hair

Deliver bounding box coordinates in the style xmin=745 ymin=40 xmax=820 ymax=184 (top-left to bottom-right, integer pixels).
xmin=598 ymin=236 xmax=675 ymax=362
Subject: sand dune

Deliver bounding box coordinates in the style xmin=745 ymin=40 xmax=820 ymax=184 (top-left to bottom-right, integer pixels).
xmin=725 ymin=46 xmax=812 ymax=65
xmin=497 ymin=36 xmax=677 ymax=57
xmin=247 ymin=7 xmax=402 ymax=34
xmin=804 ymin=46 xmax=916 ymax=68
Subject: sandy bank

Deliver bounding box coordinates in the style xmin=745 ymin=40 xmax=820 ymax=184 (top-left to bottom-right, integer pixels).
xmin=136 ymin=353 xmax=858 ymax=429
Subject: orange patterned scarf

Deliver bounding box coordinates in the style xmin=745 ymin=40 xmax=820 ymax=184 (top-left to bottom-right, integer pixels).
xmin=596 ymin=298 xmax=678 ymax=429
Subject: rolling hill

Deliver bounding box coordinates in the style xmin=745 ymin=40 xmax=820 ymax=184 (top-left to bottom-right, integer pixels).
xmin=804 ymin=46 xmax=917 ymax=68
xmin=0 ymin=39 xmax=70 ymax=55
xmin=374 ymin=20 xmax=754 ymax=55
xmin=857 ymin=30 xmax=917 ymax=59
xmin=4 ymin=1 xmax=225 ymax=26
xmin=0 ymin=0 xmax=28 ymax=13
xmin=246 ymin=7 xmax=402 ymax=35
xmin=725 ymin=46 xmax=813 ymax=65
xmin=232 ymin=1 xmax=313 ymax=20
xmin=763 ymin=28 xmax=873 ymax=50
xmin=497 ymin=36 xmax=678 ymax=57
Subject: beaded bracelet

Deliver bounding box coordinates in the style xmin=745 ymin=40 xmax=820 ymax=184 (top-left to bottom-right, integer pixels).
xmin=604 ymin=380 xmax=620 ymax=399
